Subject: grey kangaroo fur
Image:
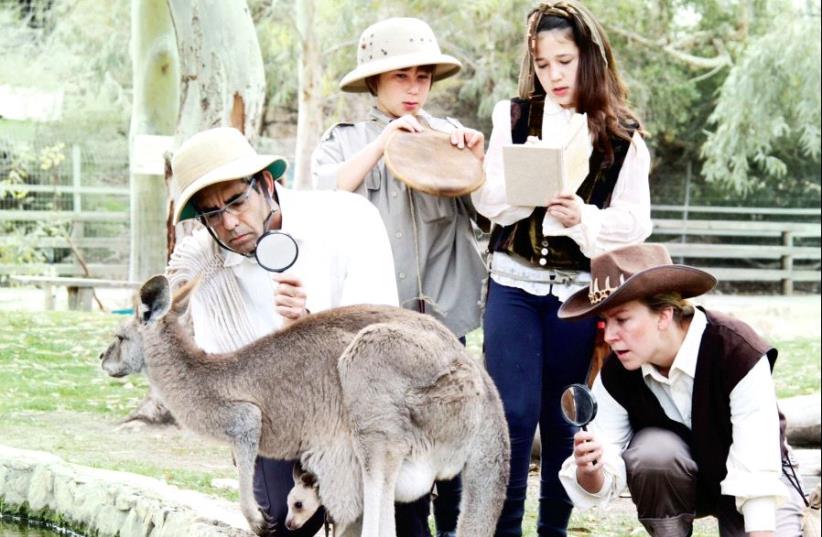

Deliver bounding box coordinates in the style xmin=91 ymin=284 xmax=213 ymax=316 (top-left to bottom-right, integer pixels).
xmin=99 ymin=275 xmax=510 ymax=537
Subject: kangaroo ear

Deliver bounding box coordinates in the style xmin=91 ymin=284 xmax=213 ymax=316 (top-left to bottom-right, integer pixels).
xmin=300 ymin=471 xmax=317 ymax=489
xmin=138 ymin=275 xmax=171 ymax=323
xmin=292 ymin=460 xmax=306 ymax=483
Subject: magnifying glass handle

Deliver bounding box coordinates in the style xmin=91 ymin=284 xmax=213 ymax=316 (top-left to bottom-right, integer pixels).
xmin=581 ymin=424 xmax=598 ymax=466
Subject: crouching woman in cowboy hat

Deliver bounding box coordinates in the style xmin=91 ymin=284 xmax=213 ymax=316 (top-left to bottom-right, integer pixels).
xmin=557 ymin=243 xmax=806 ymax=536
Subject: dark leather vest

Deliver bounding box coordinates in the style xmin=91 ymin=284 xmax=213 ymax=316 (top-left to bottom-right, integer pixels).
xmin=600 ymin=308 xmax=787 ymax=513
xmin=488 ymin=97 xmax=635 ymax=271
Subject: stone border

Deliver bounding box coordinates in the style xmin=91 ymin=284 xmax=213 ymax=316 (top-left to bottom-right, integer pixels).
xmin=0 ymin=445 xmax=254 ymax=537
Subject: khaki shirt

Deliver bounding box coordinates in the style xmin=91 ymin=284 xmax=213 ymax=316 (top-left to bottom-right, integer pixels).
xmin=311 ymin=108 xmax=486 ymax=338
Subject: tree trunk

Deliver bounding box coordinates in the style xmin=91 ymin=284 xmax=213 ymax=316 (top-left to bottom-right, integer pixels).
xmin=292 ymin=0 xmax=323 ymax=190
xmin=165 ymin=0 xmax=267 ymax=249
xmin=129 ymin=0 xmax=179 ymax=282
xmin=167 ymin=0 xmax=266 ymax=142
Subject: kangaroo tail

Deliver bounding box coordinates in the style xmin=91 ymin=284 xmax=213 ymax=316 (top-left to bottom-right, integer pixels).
xmin=455 ymin=375 xmax=510 ymax=537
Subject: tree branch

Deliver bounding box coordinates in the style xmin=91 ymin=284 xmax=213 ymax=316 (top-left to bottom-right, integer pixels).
xmin=606 ymin=24 xmax=732 ymax=69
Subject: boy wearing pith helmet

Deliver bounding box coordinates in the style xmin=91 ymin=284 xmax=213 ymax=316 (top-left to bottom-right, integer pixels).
xmin=556 ymin=243 xmax=806 ymax=536
xmin=312 ymin=17 xmax=488 ymax=537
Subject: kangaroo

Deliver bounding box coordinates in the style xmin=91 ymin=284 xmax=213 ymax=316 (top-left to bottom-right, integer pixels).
xmin=285 ymin=463 xmax=323 ymax=532
xmin=99 ymin=275 xmax=510 ymax=537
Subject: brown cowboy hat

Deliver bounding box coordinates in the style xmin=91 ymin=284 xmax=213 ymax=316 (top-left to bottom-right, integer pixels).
xmin=558 ymin=243 xmax=717 ymax=319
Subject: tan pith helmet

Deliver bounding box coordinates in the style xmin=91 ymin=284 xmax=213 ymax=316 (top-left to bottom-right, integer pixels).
xmin=170 ymin=127 xmax=287 ymax=224
xmin=339 ymin=17 xmax=461 ymax=93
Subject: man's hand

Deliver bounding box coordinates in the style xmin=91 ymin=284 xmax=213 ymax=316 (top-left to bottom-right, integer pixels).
xmin=450 ymin=127 xmax=485 ymax=161
xmin=573 ymin=430 xmax=605 ymax=494
xmin=748 ymin=532 xmax=774 ymax=537
xmin=547 ymin=192 xmax=582 ymax=227
xmin=273 ymin=273 xmax=309 ymax=327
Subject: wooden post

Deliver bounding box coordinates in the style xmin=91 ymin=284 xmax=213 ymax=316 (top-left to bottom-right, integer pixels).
xmin=71 ymin=144 xmax=85 ymax=275
xmin=781 ymin=230 xmax=794 ymax=295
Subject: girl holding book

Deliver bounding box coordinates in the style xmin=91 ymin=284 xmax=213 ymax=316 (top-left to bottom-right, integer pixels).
xmin=471 ymin=1 xmax=652 ymax=535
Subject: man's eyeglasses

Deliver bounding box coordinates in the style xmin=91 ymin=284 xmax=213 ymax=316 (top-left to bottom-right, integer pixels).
xmin=196 ymin=177 xmax=257 ymax=227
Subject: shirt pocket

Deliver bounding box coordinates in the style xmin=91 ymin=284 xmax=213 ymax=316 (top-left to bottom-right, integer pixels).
xmin=366 ymin=167 xmax=382 ymax=191
xmin=415 ymin=192 xmax=455 ymax=224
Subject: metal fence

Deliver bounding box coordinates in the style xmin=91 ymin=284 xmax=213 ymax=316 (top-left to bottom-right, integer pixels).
xmin=0 ymin=138 xmax=129 ymax=279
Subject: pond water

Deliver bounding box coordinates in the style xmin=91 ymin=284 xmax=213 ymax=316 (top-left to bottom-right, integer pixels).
xmin=0 ymin=517 xmax=86 ymax=537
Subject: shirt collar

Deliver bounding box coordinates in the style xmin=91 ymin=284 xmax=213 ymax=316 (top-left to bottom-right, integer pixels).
xmin=369 ymin=106 xmax=432 ymax=126
xmin=222 ymin=182 xmax=304 ymax=269
xmin=641 ymin=308 xmax=707 ymax=382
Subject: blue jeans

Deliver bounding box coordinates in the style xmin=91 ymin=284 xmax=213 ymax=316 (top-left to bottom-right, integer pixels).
xmin=483 ymin=280 xmax=596 ymax=537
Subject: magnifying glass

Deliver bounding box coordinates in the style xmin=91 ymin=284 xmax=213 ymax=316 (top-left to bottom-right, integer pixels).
xmin=560 ymin=383 xmax=598 ymax=430
xmin=560 ymin=383 xmax=598 ymax=465
xmin=254 ymin=231 xmax=299 ymax=273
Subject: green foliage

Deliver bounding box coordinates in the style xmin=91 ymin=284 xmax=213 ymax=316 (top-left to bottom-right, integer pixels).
xmin=701 ymin=9 xmax=822 ymax=194
xmin=0 ymin=140 xmax=73 ymax=265
xmin=2 ymin=0 xmax=820 ymax=206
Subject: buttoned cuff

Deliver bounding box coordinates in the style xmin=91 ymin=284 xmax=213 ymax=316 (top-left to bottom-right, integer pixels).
xmin=741 ymin=497 xmax=776 ymax=532
xmin=558 ymin=455 xmax=616 ymax=511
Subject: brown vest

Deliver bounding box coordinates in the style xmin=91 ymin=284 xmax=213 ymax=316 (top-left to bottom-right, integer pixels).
xmin=600 ymin=308 xmax=787 ymax=512
xmin=488 ymin=97 xmax=636 ymax=271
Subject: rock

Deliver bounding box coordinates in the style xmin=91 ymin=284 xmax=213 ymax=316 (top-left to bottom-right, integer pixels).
xmin=0 ymin=445 xmax=253 ymax=536
xmin=781 ymin=393 xmax=822 ymax=447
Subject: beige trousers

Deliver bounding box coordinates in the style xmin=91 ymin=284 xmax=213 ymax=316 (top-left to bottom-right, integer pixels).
xmin=622 ymin=427 xmax=806 ymax=537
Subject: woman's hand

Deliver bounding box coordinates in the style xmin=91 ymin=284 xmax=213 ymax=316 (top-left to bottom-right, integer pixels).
xmin=573 ymin=430 xmax=605 ymax=494
xmin=273 ymin=273 xmax=309 ymax=327
xmin=548 ymin=192 xmax=582 ymax=227
xmin=450 ymin=127 xmax=485 ymax=161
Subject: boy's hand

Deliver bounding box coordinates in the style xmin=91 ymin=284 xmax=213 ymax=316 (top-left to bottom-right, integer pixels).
xmin=377 ymin=114 xmax=424 ymax=150
xmin=450 ymin=128 xmax=485 ymax=161
xmin=273 ymin=273 xmax=309 ymax=326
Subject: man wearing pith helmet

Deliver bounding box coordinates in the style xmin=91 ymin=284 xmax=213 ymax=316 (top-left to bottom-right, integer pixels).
xmin=555 ymin=244 xmax=806 ymax=536
xmin=167 ymin=126 xmax=399 ymax=535
xmin=312 ymin=18 xmax=487 ymax=536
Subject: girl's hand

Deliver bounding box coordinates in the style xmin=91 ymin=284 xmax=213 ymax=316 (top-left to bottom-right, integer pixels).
xmin=548 ymin=192 xmax=582 ymax=227
xmin=376 ymin=114 xmax=424 ymax=151
xmin=450 ymin=128 xmax=485 ymax=161
xmin=573 ymin=430 xmax=603 ymax=474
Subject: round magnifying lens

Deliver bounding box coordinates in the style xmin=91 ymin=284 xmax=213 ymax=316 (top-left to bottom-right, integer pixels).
xmin=559 ymin=383 xmax=598 ymax=430
xmin=254 ymin=231 xmax=299 ymax=273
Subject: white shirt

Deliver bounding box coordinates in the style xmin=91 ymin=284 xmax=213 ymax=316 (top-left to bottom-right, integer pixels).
xmin=472 ymin=98 xmax=652 ymax=300
xmin=189 ymin=184 xmax=399 ymax=353
xmin=558 ymin=309 xmax=788 ymax=532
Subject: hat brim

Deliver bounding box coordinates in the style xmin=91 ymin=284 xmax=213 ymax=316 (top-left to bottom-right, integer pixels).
xmin=339 ymin=53 xmax=462 ymax=93
xmin=173 ymin=155 xmax=287 ymax=224
xmin=558 ymin=265 xmax=717 ymax=320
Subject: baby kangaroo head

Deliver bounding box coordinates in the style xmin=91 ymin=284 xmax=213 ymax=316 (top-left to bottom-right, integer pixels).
xmin=99 ymin=274 xmax=198 ymax=377
xmin=285 ymin=462 xmax=322 ymax=531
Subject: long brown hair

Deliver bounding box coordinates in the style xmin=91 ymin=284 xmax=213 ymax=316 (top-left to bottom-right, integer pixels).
xmin=518 ymin=1 xmax=644 ymax=166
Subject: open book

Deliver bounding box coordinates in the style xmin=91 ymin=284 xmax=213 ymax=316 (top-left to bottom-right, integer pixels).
xmin=503 ymin=113 xmax=590 ymax=206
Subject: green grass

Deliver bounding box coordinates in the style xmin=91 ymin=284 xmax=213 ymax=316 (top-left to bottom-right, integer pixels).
xmin=0 ymin=311 xmax=819 ymax=536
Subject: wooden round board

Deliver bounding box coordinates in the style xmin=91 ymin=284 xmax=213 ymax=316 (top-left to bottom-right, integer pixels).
xmin=383 ymin=128 xmax=485 ymax=197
